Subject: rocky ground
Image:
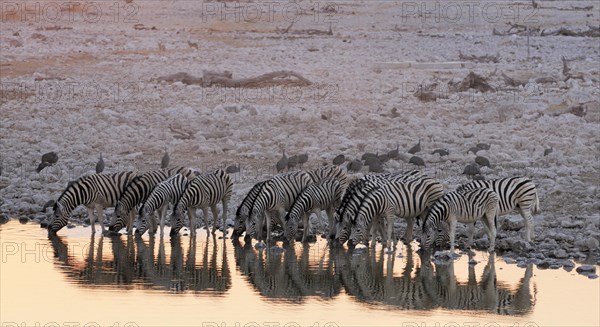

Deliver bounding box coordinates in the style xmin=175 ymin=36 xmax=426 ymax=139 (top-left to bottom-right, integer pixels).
xmin=1 ymin=1 xmax=598 ymax=267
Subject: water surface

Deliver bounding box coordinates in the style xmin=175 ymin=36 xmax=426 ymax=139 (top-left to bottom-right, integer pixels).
xmin=1 ymin=221 xmax=598 ymax=326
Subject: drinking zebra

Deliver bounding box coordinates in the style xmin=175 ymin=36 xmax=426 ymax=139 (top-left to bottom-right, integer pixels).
xmin=232 ymin=180 xmax=268 ymax=238
xmin=109 ymin=167 xmax=197 ymax=234
xmin=421 ymin=188 xmax=500 ymax=252
xmin=247 ymin=171 xmax=312 ymax=243
xmin=335 ymin=170 xmax=424 ymax=244
xmin=350 ymin=176 xmax=444 ymax=249
xmin=136 ymin=174 xmax=190 ymax=236
xmin=49 ymin=171 xmax=137 ymax=234
xmin=456 ymin=177 xmax=540 ymax=242
xmin=284 ymin=178 xmax=345 ymax=242
xmin=170 ymin=169 xmax=233 ymax=236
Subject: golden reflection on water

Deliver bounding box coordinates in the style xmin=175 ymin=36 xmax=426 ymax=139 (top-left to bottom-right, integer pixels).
xmin=1 ymin=221 xmax=598 ymax=327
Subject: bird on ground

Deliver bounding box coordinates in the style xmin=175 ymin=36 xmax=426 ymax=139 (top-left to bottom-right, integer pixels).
xmin=96 ymin=153 xmax=105 ymax=174
xmin=298 ymin=153 xmax=308 ymax=167
xmin=409 ymin=155 xmax=425 ymax=167
xmin=544 ymin=147 xmax=553 ymax=156
xmin=332 ymin=154 xmax=345 ymax=165
xmin=475 ymin=156 xmax=491 ymax=168
xmin=161 ymin=147 xmax=170 ymax=168
xmin=347 ymin=159 xmax=363 ymax=172
xmin=388 ymin=145 xmax=399 ymax=159
xmin=276 ymin=150 xmax=288 ymax=172
xmin=36 ymin=151 xmax=58 ymax=173
xmin=432 ymin=149 xmax=449 ymax=156
xmin=364 ymin=155 xmax=382 ymax=167
xmin=463 ymin=163 xmax=481 ymax=177
xmin=361 ymin=152 xmax=377 ymax=161
xmin=288 ymin=155 xmax=299 ymax=170
xmin=226 ymin=164 xmax=240 ymax=174
xmin=369 ymin=163 xmax=384 ymax=173
xmin=378 ymin=153 xmax=390 ymax=163
xmin=408 ymin=140 xmax=421 ymax=154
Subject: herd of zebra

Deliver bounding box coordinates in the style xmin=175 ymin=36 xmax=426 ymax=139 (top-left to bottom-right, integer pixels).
xmin=48 ymin=164 xmax=540 ymax=252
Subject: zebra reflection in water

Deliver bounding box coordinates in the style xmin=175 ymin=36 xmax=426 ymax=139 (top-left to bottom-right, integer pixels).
xmin=233 ymin=240 xmax=534 ymax=314
xmin=47 ymin=233 xmax=231 ymax=294
xmin=232 ymin=239 xmax=342 ymax=301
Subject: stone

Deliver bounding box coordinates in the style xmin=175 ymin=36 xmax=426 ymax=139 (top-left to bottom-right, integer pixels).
xmin=18 ymin=217 xmax=28 ymax=224
xmin=576 ymin=265 xmax=596 ymax=274
xmin=561 ymin=219 xmax=585 ymax=229
xmin=0 ymin=214 xmax=8 ymax=224
xmin=501 ymin=216 xmax=525 ymax=231
xmin=552 ymin=249 xmax=569 ymax=259
xmin=588 ymin=274 xmax=599 ymax=279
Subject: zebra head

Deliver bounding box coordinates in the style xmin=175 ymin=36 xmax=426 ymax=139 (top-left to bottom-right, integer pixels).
xmin=108 ymin=205 xmax=128 ymax=232
xmin=233 ymin=207 xmax=247 ymax=237
xmin=349 ymin=213 xmax=369 ymax=246
xmin=135 ymin=206 xmax=152 ymax=236
xmin=336 ymin=213 xmax=353 ymax=245
xmin=421 ymin=219 xmax=449 ymax=249
xmin=169 ymin=205 xmax=186 ymax=237
xmin=284 ymin=215 xmax=298 ymax=242
xmin=49 ymin=201 xmax=68 ymax=233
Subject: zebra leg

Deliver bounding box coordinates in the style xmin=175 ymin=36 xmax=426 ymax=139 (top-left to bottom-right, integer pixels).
xmin=149 ymin=211 xmax=158 ymax=235
xmin=302 ymin=213 xmax=309 ymax=243
xmin=386 ymin=215 xmax=394 ymax=250
xmin=264 ymin=211 xmax=271 ymax=243
xmin=87 ymin=207 xmax=96 ymax=234
xmin=326 ymin=207 xmax=336 ymax=239
xmin=221 ymin=198 xmax=228 ymax=234
xmin=467 ymin=222 xmax=475 ymax=249
xmin=403 ymin=216 xmax=415 ymax=244
xmin=210 ymin=205 xmax=219 ymax=234
xmin=519 ymin=208 xmax=534 ymax=242
xmin=127 ymin=211 xmax=135 ymax=234
xmin=485 ymin=211 xmax=497 ymax=251
xmin=201 ymin=207 xmax=211 ymax=234
xmin=449 ymin=218 xmax=457 ymax=253
xmin=188 ymin=208 xmax=197 ymax=236
xmin=159 ymin=205 xmax=168 ymax=236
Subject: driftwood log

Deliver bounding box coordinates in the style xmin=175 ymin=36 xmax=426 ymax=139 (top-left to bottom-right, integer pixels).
xmin=157 ymin=70 xmax=312 ymax=88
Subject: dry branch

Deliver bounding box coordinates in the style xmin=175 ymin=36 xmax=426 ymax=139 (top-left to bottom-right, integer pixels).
xmin=450 ymin=72 xmax=495 ymax=93
xmin=157 ymin=71 xmax=312 ymax=88
xmin=459 ymin=51 xmax=499 ymax=63
xmin=501 ymin=73 xmax=527 ymax=87
xmin=541 ymin=26 xmax=600 ymax=37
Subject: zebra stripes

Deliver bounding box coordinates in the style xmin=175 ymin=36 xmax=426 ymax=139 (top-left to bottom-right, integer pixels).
xmin=456 ymin=177 xmax=539 ymax=241
xmin=109 ymin=167 xmax=197 ymax=233
xmin=136 ymin=174 xmax=189 ymax=236
xmin=335 ymin=171 xmax=424 ymax=244
xmin=350 ymin=176 xmax=444 ymax=248
xmin=247 ymin=171 xmax=312 ymax=242
xmin=284 ymin=178 xmax=345 ymax=242
xmin=421 ymin=188 xmax=500 ymax=252
xmin=171 ymin=169 xmax=233 ymax=236
xmin=233 ymin=180 xmax=268 ymax=238
xmin=50 ymin=171 xmax=137 ymax=233
xmin=307 ymin=165 xmax=349 ymax=190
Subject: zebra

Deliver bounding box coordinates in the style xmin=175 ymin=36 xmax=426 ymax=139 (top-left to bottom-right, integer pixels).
xmin=170 ymin=169 xmax=233 ymax=237
xmin=335 ymin=171 xmax=424 ymax=244
xmin=421 ymin=188 xmax=500 ymax=252
xmin=232 ymin=180 xmax=268 ymax=238
xmin=456 ymin=177 xmax=539 ymax=242
xmin=350 ymin=176 xmax=444 ymax=249
xmin=307 ymin=165 xmax=349 ymax=190
xmin=247 ymin=171 xmax=312 ymax=243
xmin=136 ymin=174 xmax=189 ymax=236
xmin=49 ymin=171 xmax=137 ymax=234
xmin=284 ymin=178 xmax=345 ymax=242
xmin=108 ymin=167 xmax=197 ymax=234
